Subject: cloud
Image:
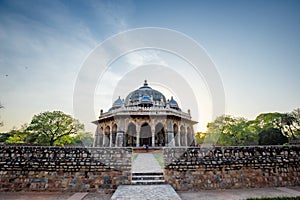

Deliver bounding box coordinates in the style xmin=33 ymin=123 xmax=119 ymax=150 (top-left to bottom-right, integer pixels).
xmin=89 ymin=0 xmax=134 ymax=32
xmin=125 ymin=50 xmax=168 ymax=67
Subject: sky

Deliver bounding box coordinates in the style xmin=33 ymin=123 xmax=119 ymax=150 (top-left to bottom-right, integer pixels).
xmin=0 ymin=0 xmax=300 ymax=134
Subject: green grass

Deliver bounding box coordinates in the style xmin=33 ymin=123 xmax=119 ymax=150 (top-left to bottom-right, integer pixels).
xmin=247 ymin=197 xmax=300 ymax=200
xmin=132 ymin=153 xmax=138 ymax=162
xmin=153 ymin=153 xmax=164 ymax=168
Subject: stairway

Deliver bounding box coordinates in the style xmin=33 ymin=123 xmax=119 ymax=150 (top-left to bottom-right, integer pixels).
xmin=132 ymin=172 xmax=165 ymax=185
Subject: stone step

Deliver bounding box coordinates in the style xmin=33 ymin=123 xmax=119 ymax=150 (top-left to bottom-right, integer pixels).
xmin=132 ymin=172 xmax=165 ymax=185
xmin=131 ymin=179 xmax=166 ymax=185
xmin=132 ymin=172 xmax=163 ymax=176
xmin=132 ymin=175 xmax=164 ymax=181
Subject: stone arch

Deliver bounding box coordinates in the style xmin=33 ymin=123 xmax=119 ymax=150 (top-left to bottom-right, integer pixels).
xmin=125 ymin=120 xmax=136 ymax=132
xmin=126 ymin=122 xmax=137 ymax=147
xmin=140 ymin=122 xmax=152 ymax=146
xmin=155 ymin=122 xmax=165 ymax=146
xmin=112 ymin=124 xmax=117 ymax=147
xmin=187 ymin=126 xmax=193 ymax=146
xmin=104 ymin=126 xmax=110 ymax=147
xmin=173 ymin=123 xmax=179 ymax=146
xmin=180 ymin=125 xmax=186 ymax=146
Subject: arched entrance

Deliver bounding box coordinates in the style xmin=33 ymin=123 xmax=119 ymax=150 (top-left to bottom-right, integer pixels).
xmin=155 ymin=123 xmax=165 ymax=146
xmin=140 ymin=123 xmax=152 ymax=146
xmin=112 ymin=124 xmax=117 ymax=147
xmin=104 ymin=126 xmax=110 ymax=147
xmin=173 ymin=124 xmax=179 ymax=146
xmin=180 ymin=126 xmax=186 ymax=146
xmin=126 ymin=123 xmax=137 ymax=147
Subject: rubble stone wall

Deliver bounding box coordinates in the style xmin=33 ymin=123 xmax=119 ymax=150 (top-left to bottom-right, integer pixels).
xmin=1 ymin=145 xmax=299 ymax=192
xmin=0 ymin=146 xmax=132 ymax=192
xmin=164 ymin=146 xmax=300 ymax=191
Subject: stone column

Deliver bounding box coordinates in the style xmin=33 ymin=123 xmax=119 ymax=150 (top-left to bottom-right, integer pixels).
xmin=99 ymin=131 xmax=103 ymax=147
xmin=152 ymin=127 xmax=155 ymax=147
xmin=178 ymin=128 xmax=181 ymax=147
xmin=168 ymin=132 xmax=175 ymax=147
xmin=167 ymin=121 xmax=175 ymax=147
xmin=116 ymin=119 xmax=125 ymax=147
xmin=136 ymin=125 xmax=140 ymax=147
xmin=109 ymin=128 xmax=113 ymax=147
xmin=94 ymin=125 xmax=101 ymax=147
xmin=116 ymin=132 xmax=124 ymax=147
xmin=103 ymin=132 xmax=107 ymax=147
xmin=165 ymin=129 xmax=168 ymax=147
xmin=185 ymin=127 xmax=188 ymax=146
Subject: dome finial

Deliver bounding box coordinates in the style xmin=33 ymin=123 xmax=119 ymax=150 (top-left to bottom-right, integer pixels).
xmin=144 ymin=80 xmax=148 ymax=86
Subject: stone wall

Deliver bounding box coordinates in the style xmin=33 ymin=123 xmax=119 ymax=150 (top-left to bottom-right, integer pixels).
xmin=164 ymin=146 xmax=300 ymax=191
xmin=1 ymin=145 xmax=299 ymax=192
xmin=0 ymin=146 xmax=132 ymax=192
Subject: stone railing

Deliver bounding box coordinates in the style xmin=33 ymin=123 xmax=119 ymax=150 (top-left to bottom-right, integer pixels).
xmin=163 ymin=146 xmax=300 ymax=190
xmin=100 ymin=106 xmax=191 ymax=120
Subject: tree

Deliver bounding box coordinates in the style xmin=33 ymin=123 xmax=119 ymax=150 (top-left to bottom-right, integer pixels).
xmin=258 ymin=128 xmax=288 ymax=145
xmin=290 ymin=108 xmax=300 ymax=139
xmin=70 ymin=132 xmax=94 ymax=147
xmin=27 ymin=111 xmax=84 ymax=146
xmin=205 ymin=115 xmax=256 ymax=146
xmin=5 ymin=124 xmax=30 ymax=144
xmin=195 ymin=132 xmax=206 ymax=145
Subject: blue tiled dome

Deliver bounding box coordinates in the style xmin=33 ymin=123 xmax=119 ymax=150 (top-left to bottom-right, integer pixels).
xmin=169 ymin=96 xmax=179 ymax=109
xmin=125 ymin=80 xmax=166 ymax=106
xmin=112 ymin=96 xmax=123 ymax=109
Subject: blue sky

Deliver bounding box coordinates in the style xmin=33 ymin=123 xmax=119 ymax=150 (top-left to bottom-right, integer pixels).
xmin=0 ymin=0 xmax=300 ymax=133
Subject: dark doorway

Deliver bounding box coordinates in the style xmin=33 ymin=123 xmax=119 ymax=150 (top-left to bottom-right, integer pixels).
xmin=140 ymin=123 xmax=152 ymax=146
xmin=155 ymin=123 xmax=165 ymax=146
xmin=112 ymin=124 xmax=117 ymax=147
xmin=126 ymin=123 xmax=137 ymax=147
xmin=173 ymin=124 xmax=178 ymax=146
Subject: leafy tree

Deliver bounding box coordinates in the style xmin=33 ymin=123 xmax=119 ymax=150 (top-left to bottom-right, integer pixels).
xmin=195 ymin=132 xmax=206 ymax=145
xmin=258 ymin=128 xmax=288 ymax=145
xmin=290 ymin=108 xmax=300 ymax=138
xmin=26 ymin=111 xmax=84 ymax=146
xmin=5 ymin=124 xmax=30 ymax=144
xmin=70 ymin=132 xmax=94 ymax=147
xmin=255 ymin=112 xmax=299 ymax=140
xmin=205 ymin=115 xmax=256 ymax=146
xmin=0 ymin=133 xmax=11 ymax=143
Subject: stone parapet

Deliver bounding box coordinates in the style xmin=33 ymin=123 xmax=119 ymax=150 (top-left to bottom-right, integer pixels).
xmin=163 ymin=146 xmax=300 ymax=190
xmin=0 ymin=146 xmax=132 ymax=192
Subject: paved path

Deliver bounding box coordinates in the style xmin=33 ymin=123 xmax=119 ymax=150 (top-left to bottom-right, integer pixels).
xmin=132 ymin=153 xmax=163 ymax=173
xmin=178 ymin=187 xmax=300 ymax=200
xmin=1 ymin=187 xmax=300 ymax=200
xmin=111 ymin=184 xmax=181 ymax=200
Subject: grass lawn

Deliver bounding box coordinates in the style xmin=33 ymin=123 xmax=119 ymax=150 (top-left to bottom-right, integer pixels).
xmin=132 ymin=153 xmax=138 ymax=162
xmin=153 ymin=153 xmax=164 ymax=168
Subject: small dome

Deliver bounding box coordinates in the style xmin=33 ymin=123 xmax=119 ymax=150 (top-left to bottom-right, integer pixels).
xmin=112 ymin=96 xmax=123 ymax=109
xmin=169 ymin=96 xmax=179 ymax=109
